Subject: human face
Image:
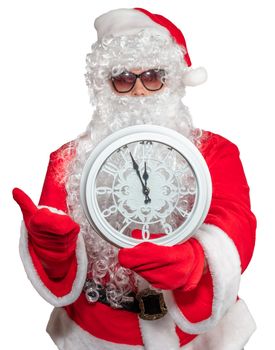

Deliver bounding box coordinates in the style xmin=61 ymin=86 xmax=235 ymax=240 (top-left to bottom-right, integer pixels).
xmin=110 ymin=69 xmax=166 ymax=96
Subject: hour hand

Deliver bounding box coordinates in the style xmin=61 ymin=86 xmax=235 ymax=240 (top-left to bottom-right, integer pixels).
xmin=142 ymin=162 xmax=149 ymax=186
xmin=130 ymin=153 xmax=151 ymax=203
xmin=143 ymin=162 xmax=151 ymax=204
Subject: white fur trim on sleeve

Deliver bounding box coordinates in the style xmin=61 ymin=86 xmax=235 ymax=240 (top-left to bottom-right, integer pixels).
xmin=19 ymin=206 xmax=88 ymax=307
xmin=183 ymin=299 xmax=256 ymax=350
xmin=163 ymin=223 xmax=241 ymax=334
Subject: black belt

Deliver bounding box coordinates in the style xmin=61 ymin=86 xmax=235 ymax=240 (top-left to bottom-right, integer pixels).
xmin=84 ymin=281 xmax=167 ymax=321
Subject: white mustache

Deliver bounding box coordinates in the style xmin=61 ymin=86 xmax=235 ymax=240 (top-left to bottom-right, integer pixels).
xmin=85 ymin=89 xmax=193 ymax=145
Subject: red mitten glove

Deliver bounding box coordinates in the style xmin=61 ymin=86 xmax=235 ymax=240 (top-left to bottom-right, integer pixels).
xmin=118 ymin=238 xmax=205 ymax=291
xmin=13 ymin=188 xmax=80 ymax=280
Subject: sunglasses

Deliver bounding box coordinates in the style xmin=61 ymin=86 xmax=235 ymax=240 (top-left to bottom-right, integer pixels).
xmin=111 ymin=69 xmax=166 ymax=93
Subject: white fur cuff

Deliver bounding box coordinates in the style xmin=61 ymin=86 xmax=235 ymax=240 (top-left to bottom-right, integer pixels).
xmin=163 ymin=223 xmax=242 ymax=334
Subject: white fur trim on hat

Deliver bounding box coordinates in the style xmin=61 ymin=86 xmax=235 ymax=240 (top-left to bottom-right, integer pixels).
xmin=95 ymin=8 xmax=171 ymax=41
xmin=163 ymin=223 xmax=241 ymax=334
xmin=182 ymin=67 xmax=207 ymax=86
xmin=19 ymin=206 xmax=88 ymax=307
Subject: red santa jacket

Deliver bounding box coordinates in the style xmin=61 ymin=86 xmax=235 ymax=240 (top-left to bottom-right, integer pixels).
xmin=18 ymin=131 xmax=256 ymax=350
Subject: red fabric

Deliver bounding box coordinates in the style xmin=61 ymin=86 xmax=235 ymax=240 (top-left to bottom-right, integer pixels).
xmin=65 ymin=293 xmax=143 ymax=345
xmin=29 ymin=242 xmax=78 ymax=297
xmin=174 ymin=270 xmax=214 ymax=322
xmin=16 ymin=131 xmax=256 ymax=346
xmin=134 ymin=8 xmax=191 ymax=66
xmin=171 ymin=132 xmax=256 ymax=327
xmin=131 ymin=229 xmax=164 ymax=240
xmin=118 ymin=238 xmax=205 ymax=291
xmin=64 ymin=292 xmax=198 ymax=346
xmin=39 ymin=142 xmax=75 ymax=212
xmin=201 ymin=132 xmax=256 ymax=272
xmin=174 ymin=272 xmax=214 ymax=346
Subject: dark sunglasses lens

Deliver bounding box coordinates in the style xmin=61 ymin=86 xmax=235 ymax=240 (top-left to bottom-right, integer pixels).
xmin=141 ymin=70 xmax=165 ymax=91
xmin=112 ymin=72 xmax=136 ymax=92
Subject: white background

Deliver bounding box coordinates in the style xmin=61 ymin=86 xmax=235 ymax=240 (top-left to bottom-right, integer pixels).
xmin=0 ymin=0 xmax=274 ymax=348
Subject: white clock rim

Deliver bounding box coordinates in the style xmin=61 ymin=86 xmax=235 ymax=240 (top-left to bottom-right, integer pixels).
xmin=80 ymin=125 xmax=212 ymax=248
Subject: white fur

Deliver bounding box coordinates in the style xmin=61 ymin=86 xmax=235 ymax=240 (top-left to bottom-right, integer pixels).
xmin=184 ymin=300 xmax=256 ymax=350
xmin=46 ymin=299 xmax=255 ymax=350
xmin=19 ymin=205 xmax=88 ymax=307
xmin=37 ymin=205 xmax=66 ymax=214
xmin=47 ymin=307 xmax=144 ymax=350
xmin=182 ymin=67 xmax=207 ymax=86
xmin=85 ymin=31 xmax=189 ymax=106
xmin=95 ymin=9 xmax=170 ymax=41
xmin=138 ymin=313 xmax=180 ymax=350
xmin=163 ymin=223 xmax=242 ymax=334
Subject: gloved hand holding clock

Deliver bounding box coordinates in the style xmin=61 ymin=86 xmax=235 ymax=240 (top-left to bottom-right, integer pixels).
xmin=119 ymin=149 xmax=205 ymax=292
xmin=119 ymin=233 xmax=205 ymax=292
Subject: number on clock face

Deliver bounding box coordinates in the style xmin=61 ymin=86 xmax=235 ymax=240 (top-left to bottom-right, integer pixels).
xmin=94 ymin=140 xmax=197 ymax=242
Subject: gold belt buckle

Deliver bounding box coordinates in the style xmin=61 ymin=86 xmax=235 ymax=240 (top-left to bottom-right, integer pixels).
xmin=137 ymin=288 xmax=168 ymax=321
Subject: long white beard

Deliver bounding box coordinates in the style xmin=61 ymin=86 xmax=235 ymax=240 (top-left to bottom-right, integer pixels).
xmin=86 ymin=88 xmax=194 ymax=145
xmin=65 ymin=90 xmax=197 ymax=307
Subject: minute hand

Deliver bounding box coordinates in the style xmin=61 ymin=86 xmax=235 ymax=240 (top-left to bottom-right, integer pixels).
xmin=129 ymin=152 xmax=146 ymax=190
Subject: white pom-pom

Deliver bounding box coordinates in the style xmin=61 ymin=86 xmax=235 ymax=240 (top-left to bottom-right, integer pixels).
xmin=182 ymin=67 xmax=207 ymax=86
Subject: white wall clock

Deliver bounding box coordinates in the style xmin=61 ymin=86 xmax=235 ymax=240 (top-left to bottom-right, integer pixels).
xmin=80 ymin=125 xmax=212 ymax=248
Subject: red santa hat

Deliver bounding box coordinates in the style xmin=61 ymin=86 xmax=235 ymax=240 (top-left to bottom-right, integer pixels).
xmin=94 ymin=8 xmax=207 ymax=87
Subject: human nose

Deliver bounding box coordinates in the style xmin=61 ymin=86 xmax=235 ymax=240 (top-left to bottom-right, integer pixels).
xmin=131 ymin=77 xmax=147 ymax=96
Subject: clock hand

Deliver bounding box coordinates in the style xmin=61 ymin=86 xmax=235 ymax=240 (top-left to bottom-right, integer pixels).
xmin=142 ymin=162 xmax=149 ymax=187
xmin=130 ymin=152 xmax=146 ymax=188
xmin=143 ymin=162 xmax=151 ymax=204
xmin=130 ymin=152 xmax=151 ymax=203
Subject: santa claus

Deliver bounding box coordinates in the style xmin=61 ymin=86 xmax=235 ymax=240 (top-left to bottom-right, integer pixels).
xmin=13 ymin=8 xmax=256 ymax=350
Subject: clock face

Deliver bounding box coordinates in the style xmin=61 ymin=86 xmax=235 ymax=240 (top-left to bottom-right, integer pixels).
xmin=80 ymin=125 xmax=212 ymax=247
